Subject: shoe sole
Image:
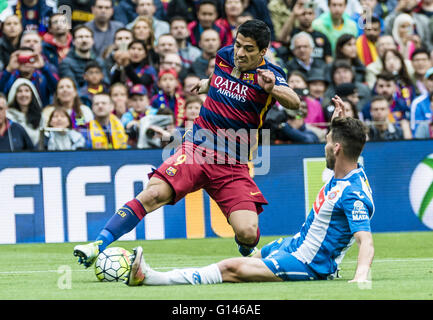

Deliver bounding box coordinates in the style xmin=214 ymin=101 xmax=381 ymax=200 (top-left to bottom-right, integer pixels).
xmin=126 ymin=247 xmax=144 ymax=286
xmin=73 ymin=249 xmax=93 ymax=268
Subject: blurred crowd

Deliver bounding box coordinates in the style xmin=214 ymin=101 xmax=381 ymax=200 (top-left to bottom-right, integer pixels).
xmin=0 ymin=0 xmax=432 ymax=152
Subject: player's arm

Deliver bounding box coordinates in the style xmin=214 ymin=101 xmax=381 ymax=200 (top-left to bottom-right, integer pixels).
xmin=349 ymin=230 xmax=374 ymax=283
xmin=191 ymin=72 xmax=213 ymax=95
xmin=257 ymin=69 xmax=300 ymax=110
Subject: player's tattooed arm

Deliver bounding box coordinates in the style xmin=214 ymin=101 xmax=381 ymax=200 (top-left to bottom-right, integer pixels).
xmin=257 ymin=69 xmax=300 ymax=110
xmin=191 ymin=72 xmax=213 ymax=95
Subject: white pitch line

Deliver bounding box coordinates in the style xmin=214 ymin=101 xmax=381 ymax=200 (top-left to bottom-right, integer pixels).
xmin=0 ymin=257 xmax=431 ymax=275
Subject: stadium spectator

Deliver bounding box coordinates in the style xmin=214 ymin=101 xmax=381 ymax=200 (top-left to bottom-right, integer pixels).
xmin=242 ymin=0 xmax=276 ymax=40
xmin=21 ymin=30 xmax=58 ymax=74
xmin=0 ymin=15 xmax=23 ymax=71
xmin=278 ymin=0 xmax=333 ymax=64
xmin=384 ymin=0 xmax=432 ymax=51
xmin=287 ymin=71 xmax=326 ymax=129
xmin=121 ymin=84 xmax=156 ymax=147
xmin=6 ymin=78 xmax=43 ymax=146
xmin=186 ymin=0 xmax=228 ymax=48
xmin=268 ymin=0 xmax=292 ymax=40
xmin=110 ymin=39 xmax=158 ymax=98
xmin=113 ymin=0 xmax=139 ymax=26
xmin=0 ymin=92 xmax=34 ymax=151
xmin=335 ymin=34 xmax=366 ymax=83
xmin=182 ymin=95 xmax=202 ymax=130
xmin=365 ymin=35 xmax=400 ymax=88
xmin=215 ymin=0 xmax=244 ymax=46
xmin=362 ymin=71 xmax=411 ymax=122
xmin=160 ymin=52 xmax=189 ymax=82
xmin=410 ymin=48 xmax=432 ymax=94
xmin=59 ymin=25 xmax=108 ymax=89
xmin=42 ymin=77 xmax=94 ymax=129
xmin=166 ymin=0 xmax=198 ymax=23
xmin=391 ymin=13 xmax=418 ymax=60
xmin=278 ymin=103 xmax=321 ymax=144
xmin=109 ymin=82 xmax=129 ymax=119
xmin=307 ymin=70 xmax=329 ymax=106
xmin=151 ymin=68 xmax=186 ymax=127
xmin=42 ymin=13 xmax=73 ymax=69
xmin=130 ymin=16 xmax=158 ymax=64
xmin=355 ymin=15 xmax=381 ymax=66
xmin=341 ymin=97 xmax=359 ymax=119
xmin=367 ymin=95 xmax=407 ymax=140
xmin=81 ymin=93 xmax=128 ymax=149
xmin=324 ymin=60 xmax=371 ymax=112
xmin=311 ymin=0 xmax=358 ymax=53
xmin=155 ymin=33 xmax=179 ymax=65
xmin=102 ymin=28 xmax=134 ymax=72
xmin=127 ymin=0 xmax=170 ymax=43
xmin=182 ymin=74 xmax=206 ymax=101
xmin=12 ymin=0 xmax=53 ymax=34
xmin=286 ymin=31 xmax=328 ymax=80
xmin=169 ymin=16 xmax=202 ymax=69
xmin=381 ymin=49 xmax=417 ymax=113
xmin=414 ymin=119 xmax=433 ymax=139
xmin=0 ymin=47 xmax=58 ymax=107
xmin=136 ymin=107 xmax=177 ymax=149
xmin=85 ymin=0 xmax=124 ymax=58
xmin=410 ymin=67 xmax=433 ymax=135
xmin=324 ymin=82 xmax=359 ymax=121
xmin=190 ymin=29 xmax=221 ymax=79
xmin=41 ymin=106 xmax=86 ymax=151
xmin=79 ymin=61 xmax=109 ymax=108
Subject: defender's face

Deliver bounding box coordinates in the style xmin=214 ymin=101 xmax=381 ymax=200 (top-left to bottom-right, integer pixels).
xmin=325 ymin=131 xmax=336 ymax=170
xmin=234 ymin=33 xmax=266 ymax=72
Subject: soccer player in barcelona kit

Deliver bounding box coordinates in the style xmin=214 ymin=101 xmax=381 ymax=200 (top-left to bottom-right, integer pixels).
xmin=125 ymin=97 xmax=375 ymax=286
xmin=73 ymin=19 xmax=301 ymax=267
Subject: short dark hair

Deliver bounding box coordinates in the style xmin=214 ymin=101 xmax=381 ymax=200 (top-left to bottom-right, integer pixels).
xmin=84 ymin=60 xmax=103 ymax=72
xmin=72 ymin=24 xmax=94 ymax=38
xmin=411 ymin=47 xmax=430 ymax=60
xmin=370 ymin=95 xmax=389 ymax=107
xmin=376 ymin=71 xmax=395 ymax=82
xmin=236 ymin=19 xmax=270 ymax=50
xmin=330 ymin=117 xmax=367 ymax=161
xmin=328 ymin=0 xmax=348 ymax=5
xmin=198 ymin=0 xmax=218 ymax=11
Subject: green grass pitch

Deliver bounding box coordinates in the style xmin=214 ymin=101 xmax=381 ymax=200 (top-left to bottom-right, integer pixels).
xmin=0 ymin=232 xmax=432 ymax=300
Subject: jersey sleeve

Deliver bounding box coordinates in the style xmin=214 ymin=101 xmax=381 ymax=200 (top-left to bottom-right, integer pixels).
xmin=341 ymin=190 xmax=373 ymax=234
xmin=270 ymin=64 xmax=289 ymax=87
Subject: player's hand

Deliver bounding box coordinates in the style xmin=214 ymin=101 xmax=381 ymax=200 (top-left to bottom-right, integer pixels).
xmin=191 ymin=78 xmax=210 ymax=94
xmin=257 ymin=69 xmax=275 ymax=93
xmin=331 ymin=95 xmax=346 ymax=121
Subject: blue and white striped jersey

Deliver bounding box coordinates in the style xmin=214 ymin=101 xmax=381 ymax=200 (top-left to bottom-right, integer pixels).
xmin=289 ymin=164 xmax=375 ymax=277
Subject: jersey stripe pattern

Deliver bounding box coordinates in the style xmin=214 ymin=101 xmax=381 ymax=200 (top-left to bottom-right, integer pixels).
xmin=290 ymin=165 xmax=375 ymax=278
xmin=184 ymin=45 xmax=288 ymax=163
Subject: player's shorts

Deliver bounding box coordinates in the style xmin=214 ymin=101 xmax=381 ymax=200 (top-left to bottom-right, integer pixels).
xmin=149 ymin=141 xmax=268 ymax=218
xmin=260 ymin=237 xmax=323 ymax=281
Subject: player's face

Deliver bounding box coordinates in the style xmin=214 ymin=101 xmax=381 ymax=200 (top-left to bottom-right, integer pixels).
xmin=325 ymin=131 xmax=336 ymax=170
xmin=234 ymin=33 xmax=266 ymax=72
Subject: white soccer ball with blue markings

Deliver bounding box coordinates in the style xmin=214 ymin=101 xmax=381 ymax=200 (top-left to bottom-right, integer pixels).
xmin=94 ymin=247 xmax=132 ymax=282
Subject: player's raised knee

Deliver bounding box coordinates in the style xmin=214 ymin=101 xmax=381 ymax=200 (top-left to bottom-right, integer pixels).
xmin=235 ymin=225 xmax=258 ymax=246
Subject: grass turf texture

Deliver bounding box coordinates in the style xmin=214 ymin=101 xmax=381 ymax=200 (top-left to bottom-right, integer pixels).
xmin=0 ymin=231 xmax=432 ymax=300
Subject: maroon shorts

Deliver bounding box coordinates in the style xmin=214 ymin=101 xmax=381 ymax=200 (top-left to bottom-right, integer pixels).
xmin=149 ymin=141 xmax=268 ymax=218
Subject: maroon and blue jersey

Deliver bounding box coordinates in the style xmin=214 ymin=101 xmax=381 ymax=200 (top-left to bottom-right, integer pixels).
xmin=184 ymin=45 xmax=288 ymax=163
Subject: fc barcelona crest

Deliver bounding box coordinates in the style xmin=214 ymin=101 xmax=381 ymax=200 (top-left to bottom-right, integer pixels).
xmin=166 ymin=166 xmax=177 ymax=176
xmin=242 ymin=73 xmax=255 ymax=84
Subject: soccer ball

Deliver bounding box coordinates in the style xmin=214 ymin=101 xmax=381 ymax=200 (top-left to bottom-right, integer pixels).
xmin=94 ymin=247 xmax=132 ymax=282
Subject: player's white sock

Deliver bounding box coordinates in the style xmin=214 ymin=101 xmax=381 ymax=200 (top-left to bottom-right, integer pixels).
xmin=144 ymin=263 xmax=223 ymax=286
